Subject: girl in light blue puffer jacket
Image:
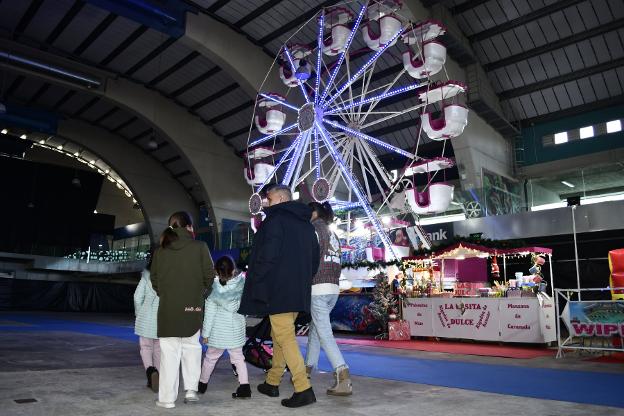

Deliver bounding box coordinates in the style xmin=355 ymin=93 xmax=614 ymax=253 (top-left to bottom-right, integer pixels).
xmin=134 ymin=257 xmax=160 ymax=392
xmin=198 ymin=256 xmax=250 ymax=398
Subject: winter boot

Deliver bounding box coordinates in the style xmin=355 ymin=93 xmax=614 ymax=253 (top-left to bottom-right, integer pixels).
xmin=146 ymin=366 xmax=159 ymax=393
xmin=281 ymin=387 xmax=316 ymax=408
xmin=327 ymin=366 xmax=352 ymax=396
xmin=257 ymin=382 xmax=280 ymax=397
xmin=232 ymin=383 xmax=251 ymax=399
xmin=198 ymin=381 xmax=208 ymax=394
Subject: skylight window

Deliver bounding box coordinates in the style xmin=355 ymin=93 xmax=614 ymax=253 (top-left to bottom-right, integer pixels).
xmin=606 ymin=120 xmax=622 ymax=134
xmin=579 ymin=126 xmax=594 ymax=139
xmin=554 ymin=132 xmax=568 ymax=144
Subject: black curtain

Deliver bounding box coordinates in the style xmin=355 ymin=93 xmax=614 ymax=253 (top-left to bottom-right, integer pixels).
xmin=0 ymin=156 xmax=111 ymax=255
xmin=0 ymin=278 xmax=134 ymax=312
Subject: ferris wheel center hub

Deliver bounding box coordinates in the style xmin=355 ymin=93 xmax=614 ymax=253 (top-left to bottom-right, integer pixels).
xmin=297 ymin=103 xmax=320 ymax=132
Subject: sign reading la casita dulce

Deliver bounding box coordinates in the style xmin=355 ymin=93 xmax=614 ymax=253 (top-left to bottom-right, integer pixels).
xmin=432 ymin=298 xmax=500 ymax=340
xmin=563 ymin=300 xmax=624 ymax=337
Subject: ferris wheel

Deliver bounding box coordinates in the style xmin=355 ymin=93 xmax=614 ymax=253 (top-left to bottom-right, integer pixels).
xmin=245 ymin=0 xmax=469 ymax=258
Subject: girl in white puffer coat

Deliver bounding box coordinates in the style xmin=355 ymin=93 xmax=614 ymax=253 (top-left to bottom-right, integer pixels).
xmin=198 ymin=256 xmax=250 ymax=398
xmin=134 ymin=256 xmax=160 ymax=392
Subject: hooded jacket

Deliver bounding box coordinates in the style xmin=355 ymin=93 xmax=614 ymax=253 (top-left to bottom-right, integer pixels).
xmin=202 ymin=273 xmax=246 ymax=349
xmin=238 ymin=201 xmax=320 ymax=316
xmin=151 ymin=228 xmax=216 ymax=337
xmin=134 ymin=269 xmax=159 ymax=339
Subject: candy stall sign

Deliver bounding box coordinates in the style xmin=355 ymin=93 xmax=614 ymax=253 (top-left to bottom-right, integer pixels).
xmin=403 ymin=299 xmax=433 ymax=337
xmin=562 ymin=300 xmax=624 ymax=337
xmin=500 ymin=295 xmax=555 ymax=343
xmin=431 ymin=298 xmax=500 ymax=340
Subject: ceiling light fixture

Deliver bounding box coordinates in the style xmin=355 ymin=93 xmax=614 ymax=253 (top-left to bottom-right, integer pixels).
xmin=20 ymin=134 xmax=27 ymax=139
xmin=561 ymin=181 xmax=575 ymax=188
xmin=147 ymin=138 xmax=158 ymax=149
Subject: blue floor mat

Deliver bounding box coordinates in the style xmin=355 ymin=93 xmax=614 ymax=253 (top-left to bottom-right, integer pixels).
xmin=307 ymin=345 xmax=624 ymax=408
xmin=2 ymin=313 xmax=624 ymax=408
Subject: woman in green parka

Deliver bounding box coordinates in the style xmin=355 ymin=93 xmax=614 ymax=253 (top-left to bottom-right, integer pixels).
xmin=150 ymin=211 xmax=216 ymax=409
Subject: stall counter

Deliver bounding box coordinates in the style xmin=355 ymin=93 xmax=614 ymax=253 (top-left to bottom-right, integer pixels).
xmin=403 ymin=294 xmax=556 ymax=343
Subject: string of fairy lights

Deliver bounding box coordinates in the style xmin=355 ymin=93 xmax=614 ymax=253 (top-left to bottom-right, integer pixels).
xmin=1 ymin=128 xmax=137 ymax=205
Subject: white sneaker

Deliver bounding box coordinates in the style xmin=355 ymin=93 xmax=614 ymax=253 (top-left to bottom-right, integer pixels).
xmin=156 ymin=401 xmax=175 ymax=409
xmin=184 ymin=390 xmax=199 ymax=403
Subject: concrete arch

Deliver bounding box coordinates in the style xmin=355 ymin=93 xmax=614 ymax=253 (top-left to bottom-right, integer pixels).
xmin=56 ymin=119 xmax=197 ymax=241
xmin=1 ymin=38 xmax=251 ymax=233
xmin=183 ymin=12 xmax=283 ymax=97
xmin=103 ymin=78 xmax=250 ymax=223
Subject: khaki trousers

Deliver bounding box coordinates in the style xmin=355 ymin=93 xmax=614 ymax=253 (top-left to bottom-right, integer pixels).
xmin=265 ymin=312 xmax=311 ymax=392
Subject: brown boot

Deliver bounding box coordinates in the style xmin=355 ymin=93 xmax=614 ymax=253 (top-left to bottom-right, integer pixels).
xmin=327 ymin=367 xmax=352 ymax=396
xmin=305 ymin=366 xmax=313 ymax=379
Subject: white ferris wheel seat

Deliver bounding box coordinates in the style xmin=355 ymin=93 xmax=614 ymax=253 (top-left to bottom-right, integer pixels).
xmin=279 ymin=59 xmax=310 ymax=87
xmin=403 ymin=40 xmax=446 ymax=79
xmin=362 ymin=15 xmax=402 ymax=51
xmin=402 ymin=19 xmax=446 ymax=45
xmin=323 ymin=24 xmax=351 ymax=56
xmin=421 ymin=104 xmax=469 ymax=140
xmin=255 ymin=109 xmax=286 ymax=135
xmin=244 ymin=162 xmax=274 ymax=186
xmin=406 ymin=183 xmax=454 ymax=214
xmin=409 ymin=157 xmax=455 ymax=174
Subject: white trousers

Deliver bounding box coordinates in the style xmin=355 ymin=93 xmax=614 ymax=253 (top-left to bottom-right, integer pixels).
xmin=158 ymin=330 xmax=201 ymax=404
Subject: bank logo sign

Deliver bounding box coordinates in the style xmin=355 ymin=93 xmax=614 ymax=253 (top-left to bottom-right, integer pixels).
xmin=422 ymin=223 xmax=454 ymax=245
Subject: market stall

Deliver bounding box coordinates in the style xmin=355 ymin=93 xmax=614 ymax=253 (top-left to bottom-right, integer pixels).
xmin=401 ymin=243 xmax=556 ymax=343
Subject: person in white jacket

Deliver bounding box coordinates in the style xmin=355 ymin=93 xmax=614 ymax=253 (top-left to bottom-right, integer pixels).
xmin=133 ymin=255 xmax=160 ymax=392
xmin=198 ymin=256 xmax=250 ymax=399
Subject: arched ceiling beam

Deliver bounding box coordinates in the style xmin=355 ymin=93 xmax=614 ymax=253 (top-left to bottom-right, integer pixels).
xmin=56 ymin=119 xmax=198 ymax=241
xmin=0 ymin=37 xmax=250 ymax=225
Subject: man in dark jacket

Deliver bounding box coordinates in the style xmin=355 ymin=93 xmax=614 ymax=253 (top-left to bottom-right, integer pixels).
xmin=239 ymin=185 xmax=320 ymax=408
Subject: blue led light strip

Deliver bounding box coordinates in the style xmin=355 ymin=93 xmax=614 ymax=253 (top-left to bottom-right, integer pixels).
xmin=325 ymin=83 xmax=421 ymax=115
xmin=315 ymin=121 xmax=397 ymax=259
xmin=313 ymin=128 xmax=321 ymax=179
xmin=259 ymin=94 xmax=299 ymax=111
xmin=249 ymin=123 xmax=297 ymax=148
xmin=331 ymin=202 xmax=362 ymax=210
xmin=281 ymin=131 xmax=309 ymax=186
xmin=283 ymin=47 xmax=310 ymax=104
xmin=319 ymin=4 xmax=367 ymax=104
xmin=323 ymin=27 xmax=404 ymax=109
xmin=314 ymin=12 xmax=324 ymax=105
xmin=0 ymin=51 xmax=101 ymax=87
xmin=323 ymin=119 xmax=414 ymax=158
xmin=255 ymin=133 xmax=303 ymax=193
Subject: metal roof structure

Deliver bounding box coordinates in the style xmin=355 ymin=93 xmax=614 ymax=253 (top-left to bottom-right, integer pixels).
xmin=0 ymin=0 xmax=622 ymax=204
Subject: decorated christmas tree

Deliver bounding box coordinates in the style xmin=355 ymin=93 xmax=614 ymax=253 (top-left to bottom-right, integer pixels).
xmin=368 ymin=273 xmax=398 ymax=339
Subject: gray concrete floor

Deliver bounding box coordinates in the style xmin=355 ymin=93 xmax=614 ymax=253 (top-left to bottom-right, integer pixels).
xmin=1 ymin=312 xmax=623 ymax=416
